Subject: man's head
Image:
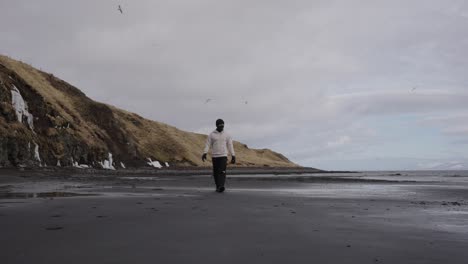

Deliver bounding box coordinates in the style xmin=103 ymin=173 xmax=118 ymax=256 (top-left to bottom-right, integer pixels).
xmin=216 ymin=119 xmax=224 ymax=132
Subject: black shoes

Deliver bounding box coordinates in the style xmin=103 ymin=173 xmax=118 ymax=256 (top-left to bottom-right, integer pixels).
xmin=216 ymin=186 xmax=225 ymax=193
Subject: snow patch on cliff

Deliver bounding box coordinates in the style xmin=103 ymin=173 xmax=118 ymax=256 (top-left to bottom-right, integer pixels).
xmin=11 ymin=85 xmax=34 ymax=130
xmin=69 ymin=157 xmax=90 ymax=169
xmin=147 ymin=158 xmax=162 ymax=168
xmin=100 ymin=153 xmax=115 ymax=170
xmin=74 ymin=162 xmax=90 ymax=169
xmin=33 ymin=142 xmax=41 ymax=162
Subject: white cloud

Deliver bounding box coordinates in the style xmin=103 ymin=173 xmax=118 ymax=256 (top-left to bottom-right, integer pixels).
xmin=328 ymin=90 xmax=468 ymax=116
xmin=421 ymin=113 xmax=468 ymax=140
xmin=327 ymin=136 xmax=351 ymax=148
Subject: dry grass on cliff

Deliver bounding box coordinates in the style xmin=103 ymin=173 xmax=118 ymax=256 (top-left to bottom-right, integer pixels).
xmin=0 ymin=55 xmax=75 ymax=121
xmin=0 ymin=55 xmax=107 ymax=148
xmin=112 ymin=106 xmax=297 ymax=167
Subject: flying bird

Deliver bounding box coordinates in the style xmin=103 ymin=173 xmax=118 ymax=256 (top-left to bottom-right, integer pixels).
xmin=411 ymin=86 xmax=417 ymax=92
xmin=241 ymin=96 xmax=248 ymax=105
xmin=204 ymin=99 xmax=212 ymax=104
xmin=118 ymin=5 xmax=123 ymax=14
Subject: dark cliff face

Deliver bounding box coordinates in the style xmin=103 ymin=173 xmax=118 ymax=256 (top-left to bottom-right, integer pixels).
xmin=0 ymin=55 xmax=298 ymax=169
xmin=0 ymin=62 xmax=153 ymax=168
xmin=1 ymin=64 xmax=96 ymax=167
xmin=0 ymin=66 xmax=39 ymax=166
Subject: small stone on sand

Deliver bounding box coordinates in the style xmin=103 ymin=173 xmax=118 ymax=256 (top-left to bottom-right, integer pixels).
xmin=45 ymin=226 xmax=63 ymax=231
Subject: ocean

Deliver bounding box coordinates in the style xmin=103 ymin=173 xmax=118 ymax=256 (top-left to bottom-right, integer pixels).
xmin=230 ymin=170 xmax=468 ymax=184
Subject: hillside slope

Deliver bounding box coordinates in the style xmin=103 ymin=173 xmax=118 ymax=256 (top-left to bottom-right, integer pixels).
xmin=0 ymin=55 xmax=298 ymax=169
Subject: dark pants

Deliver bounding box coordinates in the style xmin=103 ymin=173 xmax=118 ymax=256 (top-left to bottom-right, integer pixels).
xmin=212 ymin=157 xmax=227 ymax=189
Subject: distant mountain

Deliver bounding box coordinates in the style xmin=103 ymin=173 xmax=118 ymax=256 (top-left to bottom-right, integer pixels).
xmin=0 ymin=55 xmax=297 ymax=169
xmin=417 ymin=161 xmax=466 ymax=170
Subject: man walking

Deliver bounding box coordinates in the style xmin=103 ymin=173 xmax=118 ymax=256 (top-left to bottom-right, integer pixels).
xmin=202 ymin=119 xmax=236 ymax=192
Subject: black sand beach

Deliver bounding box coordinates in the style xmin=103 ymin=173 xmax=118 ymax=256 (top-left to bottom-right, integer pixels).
xmin=1 ymin=169 xmax=468 ymax=264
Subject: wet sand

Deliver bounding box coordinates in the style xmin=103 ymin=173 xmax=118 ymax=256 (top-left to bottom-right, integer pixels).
xmin=1 ymin=171 xmax=468 ymax=264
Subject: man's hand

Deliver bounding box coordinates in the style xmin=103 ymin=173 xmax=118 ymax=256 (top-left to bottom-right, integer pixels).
xmin=202 ymin=153 xmax=207 ymax=162
xmin=231 ymin=156 xmax=236 ymax=164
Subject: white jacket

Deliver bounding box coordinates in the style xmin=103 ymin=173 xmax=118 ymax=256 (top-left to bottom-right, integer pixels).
xmin=203 ymin=130 xmax=235 ymax=158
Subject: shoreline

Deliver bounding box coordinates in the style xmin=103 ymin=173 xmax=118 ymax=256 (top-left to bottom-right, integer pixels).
xmin=0 ymin=166 xmax=355 ymax=178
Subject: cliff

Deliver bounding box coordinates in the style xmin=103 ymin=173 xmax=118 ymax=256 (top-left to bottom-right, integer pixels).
xmin=0 ymin=55 xmax=298 ymax=169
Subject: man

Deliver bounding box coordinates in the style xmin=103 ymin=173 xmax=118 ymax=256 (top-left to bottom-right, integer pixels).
xmin=202 ymin=119 xmax=236 ymax=192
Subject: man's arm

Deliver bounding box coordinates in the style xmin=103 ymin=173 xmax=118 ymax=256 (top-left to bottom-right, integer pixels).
xmin=202 ymin=134 xmax=211 ymax=162
xmin=227 ymin=135 xmax=236 ymax=164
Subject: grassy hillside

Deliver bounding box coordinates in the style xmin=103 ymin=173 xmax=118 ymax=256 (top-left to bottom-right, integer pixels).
xmin=0 ymin=55 xmax=298 ymax=168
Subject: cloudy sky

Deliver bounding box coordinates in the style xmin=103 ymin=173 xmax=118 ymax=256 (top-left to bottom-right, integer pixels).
xmin=2 ymin=0 xmax=468 ymax=170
